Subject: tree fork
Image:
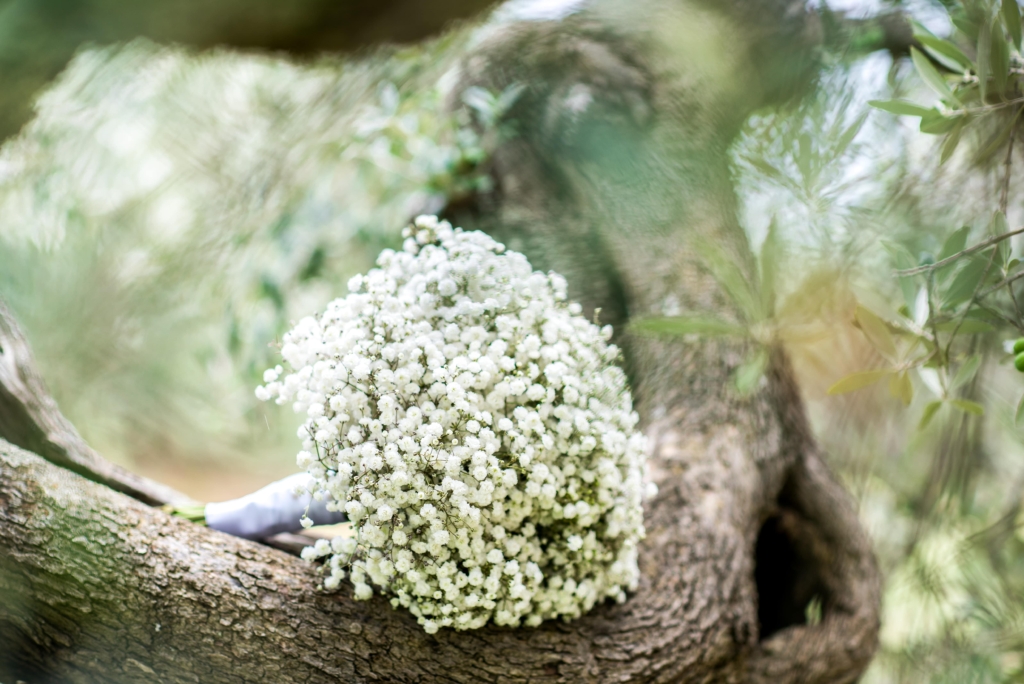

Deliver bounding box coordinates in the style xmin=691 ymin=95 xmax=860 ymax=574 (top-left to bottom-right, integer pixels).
xmin=0 ymin=346 xmax=878 ymax=683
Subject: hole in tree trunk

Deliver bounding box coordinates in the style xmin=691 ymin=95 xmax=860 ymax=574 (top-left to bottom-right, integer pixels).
xmin=754 ymin=499 xmax=831 ymax=640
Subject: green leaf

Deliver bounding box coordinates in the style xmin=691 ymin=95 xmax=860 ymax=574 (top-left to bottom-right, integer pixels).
xmin=797 ymin=132 xmax=814 ymax=184
xmin=943 ymin=257 xmax=990 ymax=307
xmin=881 ymin=240 xmax=920 ymax=308
xmin=976 ymin=122 xmax=1015 ymax=162
xmin=951 ymin=398 xmax=985 ymax=415
xmin=868 ymin=99 xmax=934 ymax=117
xmin=746 ymin=157 xmax=786 ymax=182
xmin=882 ymin=240 xmax=919 ymax=270
xmin=938 ymin=226 xmax=970 ymax=261
xmin=832 ymin=114 xmax=867 ymax=161
xmin=735 ymin=348 xmax=770 ymax=396
xmin=629 ymin=315 xmax=747 ymax=338
xmin=889 ymin=371 xmax=914 ymax=406
xmin=166 ymin=503 xmax=209 ymax=524
xmin=759 ymin=219 xmax=780 ymax=318
xmin=462 ymin=86 xmax=497 ymax=116
xmin=952 ymin=13 xmax=982 ymax=42
xmin=975 ymin=106 xmax=1023 ymax=163
xmin=919 ymin=400 xmax=943 ymax=430
xmin=855 ymin=305 xmax=897 ymax=360
xmin=1015 ymin=393 xmax=1024 ymax=425
xmin=951 ymin=354 xmax=982 ymax=389
xmin=827 ymin=370 xmax=892 ymax=396
xmin=915 ymin=33 xmax=974 ymax=70
xmin=991 ymin=17 xmax=1010 ymax=96
xmin=920 ymin=111 xmax=961 ymax=135
xmin=979 ymin=20 xmax=991 ymax=102
xmin=911 ymin=47 xmax=958 ymax=103
xmin=804 ymin=595 xmax=823 ymax=627
xmin=495 ymin=83 xmax=525 ymax=116
xmin=696 ymin=239 xmax=761 ymax=323
xmin=940 ymin=117 xmax=967 ymax=164
xmin=1004 ymin=0 xmax=1023 ymax=50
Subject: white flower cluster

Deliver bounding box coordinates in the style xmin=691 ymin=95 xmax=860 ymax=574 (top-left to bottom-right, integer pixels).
xmin=257 ymin=216 xmax=650 ymax=633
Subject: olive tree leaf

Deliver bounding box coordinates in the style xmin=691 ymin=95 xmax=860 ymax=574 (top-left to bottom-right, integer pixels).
xmin=951 ymin=398 xmax=985 ymax=415
xmin=1004 ymin=0 xmax=1023 ymax=50
xmin=951 ymin=354 xmax=982 ymax=389
xmin=868 ymin=99 xmax=934 ymax=117
xmin=953 ymin=12 xmax=982 ymax=42
xmin=940 ymin=117 xmax=967 ymax=164
xmin=881 ymin=240 xmax=918 ymax=269
xmin=938 ymin=225 xmax=971 ymax=261
xmin=943 ymin=256 xmax=990 ymax=307
xmin=827 ymin=370 xmax=892 ymax=396
xmin=1015 ymin=393 xmax=1024 ymax=425
xmin=855 ymin=305 xmax=897 ymax=360
xmin=797 ymin=132 xmax=815 ymax=186
xmin=746 ymin=157 xmax=786 ymax=182
xmin=696 ymin=239 xmax=761 ymax=323
xmin=495 ymin=83 xmax=525 ymax=117
xmin=991 ymin=17 xmax=1010 ymax=96
xmin=979 ymin=19 xmax=991 ymax=102
xmin=915 ymin=33 xmax=974 ymax=71
xmin=881 ymin=240 xmax=920 ymax=307
xmin=920 ymin=111 xmax=963 ymax=134
xmin=914 ymin=286 xmax=931 ymax=327
xmin=911 ymin=47 xmax=959 ymax=104
xmin=832 ymin=114 xmax=867 ymax=161
xmin=629 ymin=315 xmax=747 ymax=338
xmin=919 ymin=400 xmax=944 ymax=430
xmin=975 ymin=108 xmax=1022 ymax=162
xmin=462 ymin=86 xmax=496 ymax=113
xmin=759 ymin=219 xmax=780 ymax=318
xmin=889 ymin=371 xmax=914 ymax=406
xmin=735 ymin=348 xmax=770 ymax=396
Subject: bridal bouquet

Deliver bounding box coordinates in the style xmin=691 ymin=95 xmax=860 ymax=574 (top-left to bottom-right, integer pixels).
xmin=256 ymin=216 xmax=651 ymax=633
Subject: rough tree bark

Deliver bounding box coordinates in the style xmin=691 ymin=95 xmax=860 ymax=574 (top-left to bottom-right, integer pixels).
xmin=0 ymin=1 xmax=881 ymax=682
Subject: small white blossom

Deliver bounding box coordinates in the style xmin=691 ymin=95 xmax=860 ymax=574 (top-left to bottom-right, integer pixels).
xmin=258 ymin=217 xmax=649 ymax=633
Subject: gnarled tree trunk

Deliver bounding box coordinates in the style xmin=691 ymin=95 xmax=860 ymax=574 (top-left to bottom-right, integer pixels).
xmin=0 ymin=1 xmax=881 ymax=682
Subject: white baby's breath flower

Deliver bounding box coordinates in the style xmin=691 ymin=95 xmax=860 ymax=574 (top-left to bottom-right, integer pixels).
xmin=258 ymin=216 xmax=649 ymax=632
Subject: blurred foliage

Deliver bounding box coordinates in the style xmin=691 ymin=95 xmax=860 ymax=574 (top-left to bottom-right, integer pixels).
xmin=0 ymin=31 xmax=518 ymax=482
xmin=730 ymin=1 xmax=1024 ymax=680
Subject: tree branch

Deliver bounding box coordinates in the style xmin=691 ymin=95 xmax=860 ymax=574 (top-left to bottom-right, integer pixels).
xmin=896 ymin=226 xmax=1024 ymax=276
xmin=0 ymin=344 xmax=878 ymax=682
xmin=0 ymin=299 xmax=186 ymax=506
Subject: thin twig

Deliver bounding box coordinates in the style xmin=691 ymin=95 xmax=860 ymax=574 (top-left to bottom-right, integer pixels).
xmin=896 ymin=226 xmax=1024 ymax=276
xmin=1001 ymin=125 xmax=1016 ymax=215
xmin=975 ymin=302 xmax=1021 ymax=329
xmin=980 ymin=265 xmax=1024 ymax=299
xmin=1007 ymin=269 xmax=1023 ymax=321
xmin=950 ymin=94 xmax=1024 ymax=115
xmin=926 ymin=275 xmax=943 ymax=364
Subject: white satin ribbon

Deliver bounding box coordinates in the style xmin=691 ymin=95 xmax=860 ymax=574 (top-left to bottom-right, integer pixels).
xmin=205 ymin=472 xmax=346 ymax=540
